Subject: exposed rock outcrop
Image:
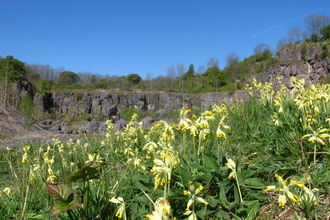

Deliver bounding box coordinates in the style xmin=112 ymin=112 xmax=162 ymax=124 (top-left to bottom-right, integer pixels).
xmin=34 ymin=90 xmax=252 ymax=123
xmin=266 ymin=42 xmax=330 ymax=88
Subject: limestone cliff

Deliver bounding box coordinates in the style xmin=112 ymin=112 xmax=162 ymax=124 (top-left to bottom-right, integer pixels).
xmin=266 ymin=42 xmax=330 ymax=87
xmin=34 ymin=90 xmax=251 ymax=122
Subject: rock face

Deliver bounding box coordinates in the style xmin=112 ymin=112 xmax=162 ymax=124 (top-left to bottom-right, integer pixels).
xmin=266 ymin=42 xmax=330 ymax=88
xmin=34 ymin=90 xmax=252 ymax=123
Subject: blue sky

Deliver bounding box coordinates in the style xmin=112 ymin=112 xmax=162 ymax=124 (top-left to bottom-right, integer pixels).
xmin=1 ymin=1 xmax=330 ymax=79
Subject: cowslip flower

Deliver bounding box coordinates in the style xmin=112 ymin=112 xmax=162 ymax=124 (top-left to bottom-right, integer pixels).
xmin=302 ymin=126 xmax=330 ymax=145
xmin=216 ymin=115 xmax=231 ymax=138
xmin=2 ymin=187 xmax=11 ymax=196
xmin=46 ymin=168 xmax=56 ymax=183
xmin=105 ymin=119 xmax=115 ymax=131
xmin=225 ymin=158 xmax=237 ymax=180
xmin=21 ymin=145 xmax=31 ymax=163
xmin=146 ymin=197 xmax=171 ymax=220
xmin=109 ymin=197 xmax=126 ymax=219
xmin=264 ymin=174 xmax=300 ymax=207
xmin=151 ymin=153 xmax=178 ymax=191
xmin=183 ymin=183 xmax=208 ymax=220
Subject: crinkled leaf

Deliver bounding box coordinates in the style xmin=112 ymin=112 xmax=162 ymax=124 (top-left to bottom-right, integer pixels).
xmin=66 ymin=192 xmax=82 ymax=204
xmin=65 ymin=161 xmax=107 ymax=183
xmin=52 ymin=200 xmax=81 ymax=219
xmin=46 ymin=184 xmax=71 ymax=201
xmin=46 ymin=183 xmax=82 ymax=208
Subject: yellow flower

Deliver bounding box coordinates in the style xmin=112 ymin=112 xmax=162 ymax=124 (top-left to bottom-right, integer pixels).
xmin=109 ymin=197 xmax=126 ymax=219
xmin=2 ymin=187 xmax=11 ymax=196
xmin=265 ymin=174 xmax=302 ymax=207
xmin=146 ymin=211 xmax=162 ymax=220
xmin=183 ymin=190 xmax=190 ymax=196
xmin=151 ymin=153 xmax=178 ymax=190
xmin=226 ymin=159 xmax=236 ymax=170
xmin=278 ymin=194 xmax=286 ymax=207
xmin=196 ymin=197 xmax=208 ymax=205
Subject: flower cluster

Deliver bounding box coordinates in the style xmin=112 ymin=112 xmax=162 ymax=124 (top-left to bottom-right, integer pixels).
xmin=183 ymin=182 xmax=208 ymax=220
xmin=150 ymin=152 xmax=179 ymax=191
xmin=264 ymin=174 xmax=318 ymax=208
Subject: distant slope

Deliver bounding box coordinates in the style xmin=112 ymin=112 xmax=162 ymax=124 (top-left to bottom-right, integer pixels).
xmin=0 ymin=96 xmax=44 ymax=132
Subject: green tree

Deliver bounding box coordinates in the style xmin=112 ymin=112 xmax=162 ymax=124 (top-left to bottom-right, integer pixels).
xmin=39 ymin=79 xmax=52 ymax=93
xmin=0 ymin=56 xmax=28 ymax=106
xmin=90 ymin=74 xmax=98 ymax=85
xmin=95 ymin=79 xmax=109 ymax=89
xmin=181 ymin=64 xmax=195 ymax=92
xmin=126 ymin=73 xmax=142 ymax=85
xmin=20 ymin=95 xmax=35 ymax=118
xmin=310 ymin=33 xmax=319 ymax=42
xmin=204 ymin=66 xmax=226 ymax=91
xmin=0 ymin=55 xmax=27 ymax=82
xmin=320 ymin=24 xmax=330 ymax=40
xmin=262 ymin=49 xmax=272 ymax=60
xmin=183 ymin=64 xmax=195 ymax=80
xmin=55 ymin=71 xmax=80 ymax=87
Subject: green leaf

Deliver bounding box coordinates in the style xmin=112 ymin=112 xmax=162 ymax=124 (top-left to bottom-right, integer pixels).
xmin=203 ymin=154 xmax=220 ymax=173
xmin=229 ymin=211 xmax=243 ymax=220
xmin=65 ymin=161 xmax=107 ymax=183
xmin=23 ymin=213 xmax=50 ymax=219
xmin=52 ymin=201 xmax=81 ymax=219
xmin=219 ymin=185 xmax=229 ymax=209
xmin=246 ymin=200 xmax=259 ymax=220
xmin=177 ymin=165 xmax=193 ymax=187
xmin=131 ymin=175 xmax=151 ymax=192
xmin=243 ymin=177 xmax=266 ymax=189
xmin=46 ymin=184 xmax=71 ymax=201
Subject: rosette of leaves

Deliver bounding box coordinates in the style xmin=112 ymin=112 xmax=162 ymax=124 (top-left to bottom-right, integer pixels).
xmin=46 ymin=183 xmax=82 ymax=219
xmin=46 ymin=161 xmax=108 ymax=219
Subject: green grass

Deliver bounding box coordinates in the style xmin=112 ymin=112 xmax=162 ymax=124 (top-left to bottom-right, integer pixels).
xmin=0 ymin=78 xmax=330 ymax=219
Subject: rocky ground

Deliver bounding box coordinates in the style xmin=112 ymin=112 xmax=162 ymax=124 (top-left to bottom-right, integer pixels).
xmin=0 ymin=98 xmax=154 ymax=149
xmin=0 ymin=98 xmax=77 ymax=148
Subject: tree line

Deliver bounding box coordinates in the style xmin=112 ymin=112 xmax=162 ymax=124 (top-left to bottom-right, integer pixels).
xmin=1 ymin=13 xmax=330 ymax=98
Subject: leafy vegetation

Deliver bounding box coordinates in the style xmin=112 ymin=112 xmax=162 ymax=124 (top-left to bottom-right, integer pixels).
xmin=1 ymin=77 xmax=330 ymax=219
xmin=19 ymin=95 xmax=35 ymax=119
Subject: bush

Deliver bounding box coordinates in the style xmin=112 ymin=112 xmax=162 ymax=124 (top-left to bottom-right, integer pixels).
xmin=301 ymin=44 xmax=307 ymax=60
xmin=39 ymin=79 xmax=52 ymax=93
xmin=68 ymin=84 xmax=83 ymax=90
xmin=310 ymin=33 xmax=319 ymax=42
xmin=322 ymin=44 xmax=329 ymax=57
xmin=120 ymin=105 xmax=141 ymax=121
xmin=20 ymin=95 xmax=35 ymax=118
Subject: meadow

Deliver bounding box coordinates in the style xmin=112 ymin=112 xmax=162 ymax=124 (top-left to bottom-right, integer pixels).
xmin=0 ymin=77 xmax=329 ymax=219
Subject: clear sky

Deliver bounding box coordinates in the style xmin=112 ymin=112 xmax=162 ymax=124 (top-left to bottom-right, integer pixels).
xmin=1 ymin=0 xmax=330 ymax=79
